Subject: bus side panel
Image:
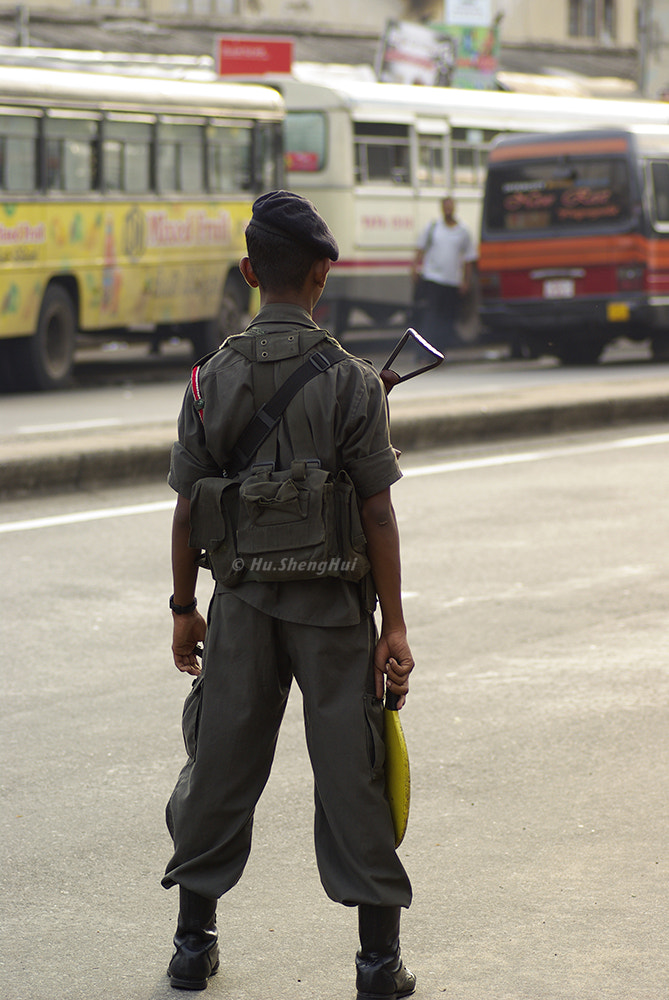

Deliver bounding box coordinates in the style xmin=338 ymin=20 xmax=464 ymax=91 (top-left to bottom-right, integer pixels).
xmin=1 ymin=200 xmax=251 ymax=335
xmin=0 ymin=203 xmax=47 ymax=339
xmin=133 ymin=200 xmax=250 ymax=328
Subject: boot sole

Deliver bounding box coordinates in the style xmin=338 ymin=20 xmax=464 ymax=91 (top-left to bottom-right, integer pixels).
xmin=168 ymin=960 xmax=220 ymax=991
xmin=357 ymin=985 xmax=416 ymax=1000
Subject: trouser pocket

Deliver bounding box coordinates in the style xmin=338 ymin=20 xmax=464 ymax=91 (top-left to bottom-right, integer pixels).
xmin=182 ymin=676 xmax=204 ymax=760
xmin=363 ymin=694 xmax=386 ymax=780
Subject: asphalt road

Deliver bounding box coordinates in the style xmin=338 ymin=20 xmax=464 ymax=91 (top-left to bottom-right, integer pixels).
xmin=2 ymin=337 xmax=669 ymax=441
xmin=2 ymin=425 xmax=668 ymax=999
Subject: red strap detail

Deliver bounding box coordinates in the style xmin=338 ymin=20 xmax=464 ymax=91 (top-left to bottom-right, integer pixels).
xmin=191 ymin=365 xmax=204 ymax=424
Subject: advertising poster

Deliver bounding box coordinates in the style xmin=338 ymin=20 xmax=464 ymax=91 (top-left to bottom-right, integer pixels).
xmin=433 ymin=21 xmax=499 ymax=89
xmin=376 ymin=20 xmax=445 ymax=86
xmin=376 ymin=15 xmax=498 ymax=90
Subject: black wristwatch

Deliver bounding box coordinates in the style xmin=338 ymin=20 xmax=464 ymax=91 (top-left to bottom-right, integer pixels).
xmin=170 ymin=595 xmax=197 ymax=615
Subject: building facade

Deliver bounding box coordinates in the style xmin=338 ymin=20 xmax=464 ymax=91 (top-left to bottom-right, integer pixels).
xmin=499 ymin=0 xmax=637 ymax=48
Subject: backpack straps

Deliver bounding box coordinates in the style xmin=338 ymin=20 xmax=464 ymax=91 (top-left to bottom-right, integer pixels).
xmin=224 ymin=345 xmax=345 ymax=478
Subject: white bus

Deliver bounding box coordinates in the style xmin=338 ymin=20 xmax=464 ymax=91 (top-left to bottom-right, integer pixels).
xmin=0 ymin=64 xmax=284 ymax=390
xmin=266 ymin=66 xmax=669 ymax=341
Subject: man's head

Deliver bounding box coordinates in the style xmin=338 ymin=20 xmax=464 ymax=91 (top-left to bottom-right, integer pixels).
xmin=244 ymin=190 xmax=339 ymax=294
xmin=441 ymin=196 xmax=455 ymax=223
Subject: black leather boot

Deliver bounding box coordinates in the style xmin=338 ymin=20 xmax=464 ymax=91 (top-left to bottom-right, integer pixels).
xmin=355 ymin=905 xmax=416 ymax=1000
xmin=167 ymin=887 xmax=220 ymax=991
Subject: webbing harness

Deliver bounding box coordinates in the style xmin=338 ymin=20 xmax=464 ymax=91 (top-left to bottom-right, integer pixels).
xmin=191 ymin=344 xmax=346 ymax=479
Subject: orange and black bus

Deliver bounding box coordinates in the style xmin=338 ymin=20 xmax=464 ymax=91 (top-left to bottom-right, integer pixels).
xmin=478 ymin=127 xmax=669 ymax=364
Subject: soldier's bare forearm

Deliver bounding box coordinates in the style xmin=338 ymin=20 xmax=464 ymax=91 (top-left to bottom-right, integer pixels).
xmin=360 ymin=489 xmax=405 ymax=633
xmin=171 ymin=494 xmax=200 ymax=605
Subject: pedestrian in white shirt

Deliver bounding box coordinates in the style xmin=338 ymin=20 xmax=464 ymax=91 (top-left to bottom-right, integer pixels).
xmin=413 ymin=196 xmax=477 ymax=353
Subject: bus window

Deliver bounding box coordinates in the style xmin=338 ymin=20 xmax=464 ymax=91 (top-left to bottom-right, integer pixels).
xmin=485 ymin=157 xmax=632 ymax=232
xmin=649 ymin=161 xmax=669 ymax=227
xmin=158 ymin=120 xmax=205 ymax=194
xmin=255 ymin=122 xmax=282 ymax=192
xmin=103 ymin=117 xmax=152 ymax=194
xmin=44 ymin=113 xmax=98 ymax=193
xmin=284 ymin=111 xmax=326 ymax=172
xmin=0 ymin=114 xmax=38 ymax=192
xmin=206 ymin=122 xmax=253 ymax=193
xmin=418 ymin=134 xmax=446 ymax=187
xmin=354 ymin=122 xmax=410 ymax=185
xmin=452 ymin=127 xmax=497 ymax=187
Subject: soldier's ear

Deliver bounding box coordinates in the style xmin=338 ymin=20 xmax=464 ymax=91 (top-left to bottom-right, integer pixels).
xmin=239 ymin=256 xmax=259 ymax=288
xmin=312 ymin=258 xmax=331 ymax=289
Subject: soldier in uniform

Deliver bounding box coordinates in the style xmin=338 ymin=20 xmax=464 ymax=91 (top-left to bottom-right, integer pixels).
xmin=163 ymin=190 xmax=416 ymax=998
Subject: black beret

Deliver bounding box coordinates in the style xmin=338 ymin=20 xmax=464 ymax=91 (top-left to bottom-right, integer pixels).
xmin=248 ymin=190 xmax=339 ymax=262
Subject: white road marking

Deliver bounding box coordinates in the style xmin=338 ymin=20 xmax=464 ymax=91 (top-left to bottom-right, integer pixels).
xmin=3 ymin=429 xmax=669 ymax=535
xmin=402 ymin=431 xmax=669 ymax=478
xmin=17 ymin=418 xmax=123 ymax=435
xmin=0 ymin=500 xmax=173 ymax=534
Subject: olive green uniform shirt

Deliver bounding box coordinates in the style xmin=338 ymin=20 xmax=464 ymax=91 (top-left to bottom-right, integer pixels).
xmin=168 ymin=304 xmax=402 ymax=627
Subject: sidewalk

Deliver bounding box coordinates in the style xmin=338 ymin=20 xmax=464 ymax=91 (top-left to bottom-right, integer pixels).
xmin=3 ymin=367 xmax=669 ymax=497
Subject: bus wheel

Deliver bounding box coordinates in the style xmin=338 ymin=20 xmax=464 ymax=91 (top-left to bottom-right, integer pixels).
xmin=13 ymin=285 xmax=76 ymax=390
xmin=651 ymin=335 xmax=669 ymax=362
xmin=191 ymin=291 xmax=246 ymax=359
xmin=555 ymin=340 xmax=604 ymax=366
xmin=0 ymin=341 xmax=18 ymax=392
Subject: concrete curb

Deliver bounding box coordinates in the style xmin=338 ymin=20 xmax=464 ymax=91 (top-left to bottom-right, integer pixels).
xmin=2 ymin=380 xmax=669 ymax=498
xmin=388 ymin=384 xmax=669 ymax=452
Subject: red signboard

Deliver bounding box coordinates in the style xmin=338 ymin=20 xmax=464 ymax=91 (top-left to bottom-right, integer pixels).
xmin=215 ymin=35 xmax=293 ymax=76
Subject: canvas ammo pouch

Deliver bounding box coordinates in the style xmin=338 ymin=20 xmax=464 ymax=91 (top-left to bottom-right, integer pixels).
xmin=189 ymin=460 xmax=370 ymax=586
xmin=189 ymin=476 xmax=245 ymax=588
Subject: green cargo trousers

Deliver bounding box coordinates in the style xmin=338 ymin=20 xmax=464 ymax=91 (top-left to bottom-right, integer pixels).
xmin=162 ymin=592 xmax=412 ymax=908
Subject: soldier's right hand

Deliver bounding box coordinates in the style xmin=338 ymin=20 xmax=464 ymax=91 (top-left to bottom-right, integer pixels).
xmin=172 ymin=610 xmax=207 ymax=676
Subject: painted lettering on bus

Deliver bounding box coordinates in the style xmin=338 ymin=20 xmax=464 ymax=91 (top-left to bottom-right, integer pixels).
xmin=503 ymin=191 xmax=556 ymax=212
xmin=557 ymin=205 xmax=620 ymax=222
xmin=360 ymin=215 xmax=414 ymax=231
xmin=560 ymin=187 xmax=613 ymax=208
xmin=145 ymin=210 xmax=233 ymax=248
xmin=0 ymin=221 xmax=46 ymax=245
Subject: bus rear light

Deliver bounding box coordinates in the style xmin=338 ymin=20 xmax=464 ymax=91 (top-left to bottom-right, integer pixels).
xmin=616 ymin=265 xmax=645 ymax=291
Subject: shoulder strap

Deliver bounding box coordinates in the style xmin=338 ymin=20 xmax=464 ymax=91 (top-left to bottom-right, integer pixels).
xmin=225 ymin=344 xmax=345 ymax=478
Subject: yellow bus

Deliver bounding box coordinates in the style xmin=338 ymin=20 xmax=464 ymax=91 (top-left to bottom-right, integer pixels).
xmin=0 ymin=65 xmax=284 ymax=390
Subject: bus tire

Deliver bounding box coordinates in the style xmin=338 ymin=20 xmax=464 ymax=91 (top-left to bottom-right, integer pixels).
xmin=555 ymin=339 xmax=604 ymax=366
xmin=0 ymin=340 xmax=19 ymax=392
xmin=650 ymin=334 xmax=669 ymax=362
xmin=13 ymin=284 xmax=77 ymax=391
xmin=191 ymin=287 xmax=247 ymax=359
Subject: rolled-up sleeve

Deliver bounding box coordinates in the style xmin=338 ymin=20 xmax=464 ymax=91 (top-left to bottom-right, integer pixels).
xmin=339 ymin=367 xmax=402 ymax=499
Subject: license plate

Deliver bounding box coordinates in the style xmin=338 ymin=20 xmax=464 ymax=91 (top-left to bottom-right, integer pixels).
xmin=543 ymin=279 xmax=574 ymax=299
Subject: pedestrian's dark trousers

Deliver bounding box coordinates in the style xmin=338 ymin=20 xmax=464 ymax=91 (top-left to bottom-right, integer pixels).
xmin=162 ymin=593 xmax=412 ymax=909
xmin=420 ymin=279 xmax=459 ymax=353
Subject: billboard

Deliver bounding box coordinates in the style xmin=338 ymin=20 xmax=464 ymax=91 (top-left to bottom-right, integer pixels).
xmin=215 ymin=36 xmax=293 ymax=76
xmin=377 ymin=18 xmax=498 ymax=90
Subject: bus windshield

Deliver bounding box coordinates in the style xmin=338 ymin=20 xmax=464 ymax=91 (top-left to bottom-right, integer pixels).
xmin=484 ymin=156 xmax=632 ymax=233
